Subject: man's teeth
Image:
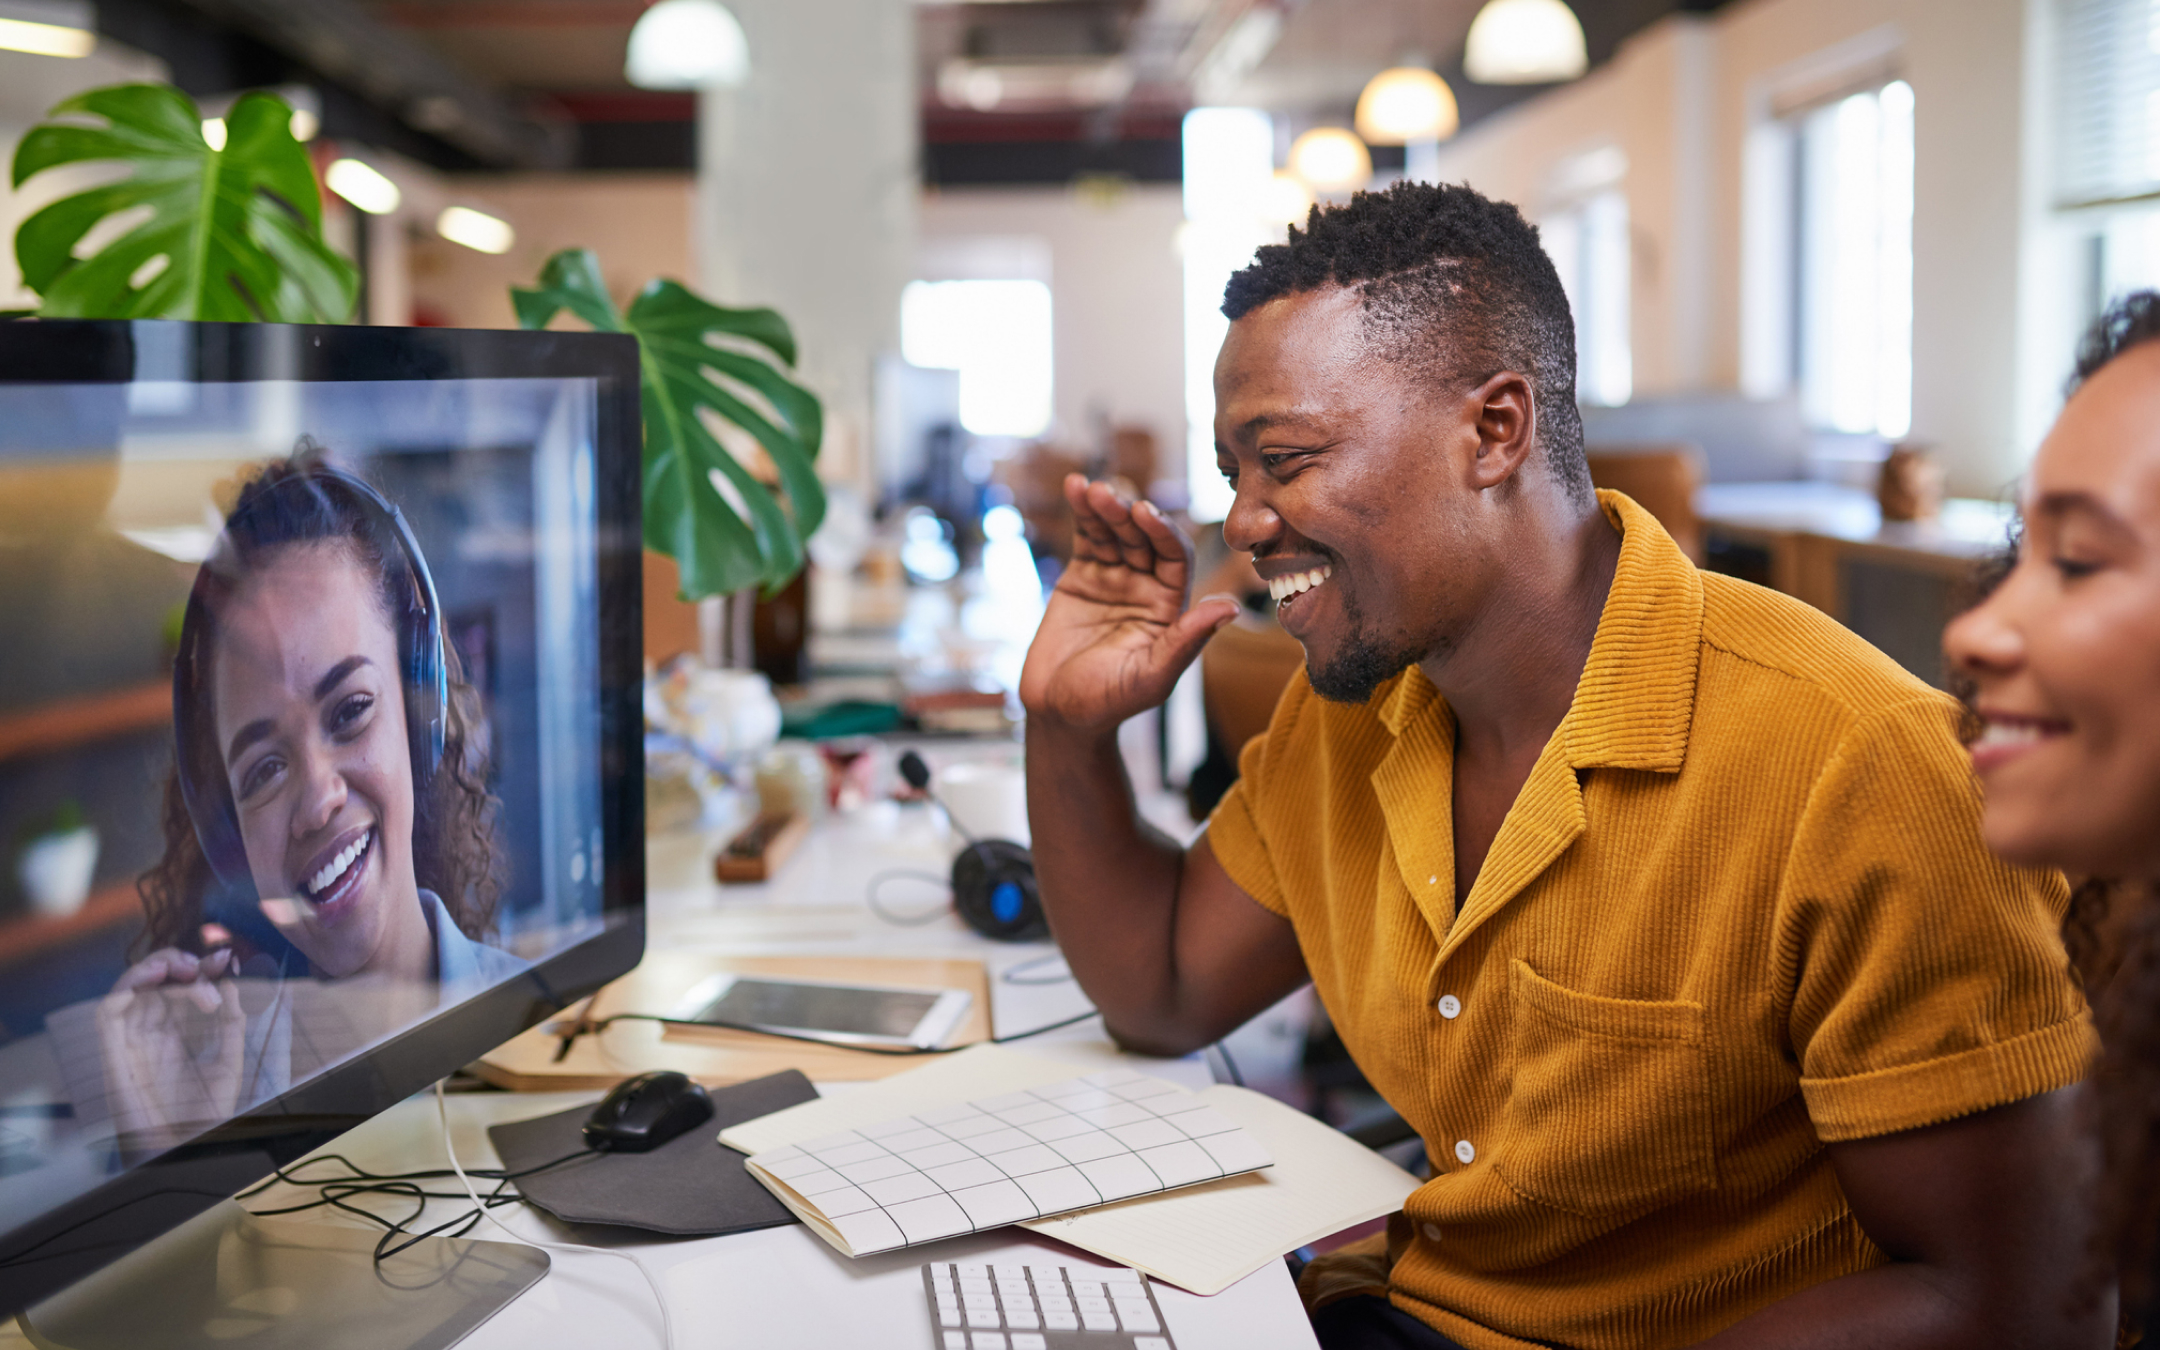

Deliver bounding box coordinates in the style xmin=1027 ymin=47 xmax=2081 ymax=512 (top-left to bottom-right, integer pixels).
xmin=1267 ymin=566 xmax=1333 ymax=603
xmin=308 ymin=830 xmax=370 ymax=897
xmin=1976 ymin=721 xmax=2052 ymax=749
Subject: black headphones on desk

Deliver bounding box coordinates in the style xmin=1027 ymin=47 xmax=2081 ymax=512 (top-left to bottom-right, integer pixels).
xmin=897 ymin=751 xmax=1047 ymax=942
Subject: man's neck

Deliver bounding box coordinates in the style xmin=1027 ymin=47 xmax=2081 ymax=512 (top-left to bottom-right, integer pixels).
xmin=1420 ymin=496 xmax=1623 ymax=769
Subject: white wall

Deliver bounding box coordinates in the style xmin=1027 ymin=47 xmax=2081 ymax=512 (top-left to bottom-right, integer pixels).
xmin=698 ymin=0 xmax=917 ymax=496
xmin=917 ymin=184 xmax=1187 ymax=467
xmin=1428 ymin=0 xmax=2044 ymax=497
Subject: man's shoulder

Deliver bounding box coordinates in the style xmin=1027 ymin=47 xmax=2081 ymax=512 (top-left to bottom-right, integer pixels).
xmin=1696 ymin=570 xmax=1949 ymax=726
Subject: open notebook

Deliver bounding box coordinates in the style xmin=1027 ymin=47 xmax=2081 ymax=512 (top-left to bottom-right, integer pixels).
xmin=743 ymin=1068 xmax=1274 ymax=1257
xmin=724 ymin=1045 xmax=1422 ymax=1295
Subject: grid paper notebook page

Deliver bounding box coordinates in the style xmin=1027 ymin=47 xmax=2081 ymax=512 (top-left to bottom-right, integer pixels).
xmin=745 ymin=1068 xmax=1274 ymax=1256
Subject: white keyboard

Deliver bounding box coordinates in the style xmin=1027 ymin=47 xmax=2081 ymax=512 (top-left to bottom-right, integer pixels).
xmin=920 ymin=1261 xmax=1177 ymax=1350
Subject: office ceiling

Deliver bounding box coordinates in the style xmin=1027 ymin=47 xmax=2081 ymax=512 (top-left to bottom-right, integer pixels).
xmin=94 ymin=0 xmax=1735 ymax=176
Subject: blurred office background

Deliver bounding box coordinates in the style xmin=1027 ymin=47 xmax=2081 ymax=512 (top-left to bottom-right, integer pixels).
xmin=0 ymin=0 xmax=2148 ymax=1111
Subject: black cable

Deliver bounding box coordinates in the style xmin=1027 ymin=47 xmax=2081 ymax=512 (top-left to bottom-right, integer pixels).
xmin=864 ymin=868 xmax=956 ymax=927
xmin=1212 ymin=1041 xmax=1245 ymax=1087
xmin=570 ymin=1008 xmax=1102 ymax=1058
xmin=232 ymin=1146 xmax=597 ymax=1266
xmin=999 ymin=953 xmax=1073 ymax=986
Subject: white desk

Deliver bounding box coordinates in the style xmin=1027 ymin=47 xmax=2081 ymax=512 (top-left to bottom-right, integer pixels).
xmin=0 ymin=781 xmax=1318 ymax=1350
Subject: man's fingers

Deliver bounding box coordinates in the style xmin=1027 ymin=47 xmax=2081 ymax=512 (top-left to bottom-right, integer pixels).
xmin=1130 ymin=499 xmax=1195 ymax=586
xmin=1159 ymin=595 xmax=1243 ymax=671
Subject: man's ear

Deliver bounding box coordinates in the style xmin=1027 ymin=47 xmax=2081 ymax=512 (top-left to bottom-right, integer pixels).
xmin=1466 ymin=372 xmax=1538 ymax=491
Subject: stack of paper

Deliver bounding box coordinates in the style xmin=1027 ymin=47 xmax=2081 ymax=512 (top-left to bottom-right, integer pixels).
xmin=725 ymin=1045 xmax=1422 ymax=1295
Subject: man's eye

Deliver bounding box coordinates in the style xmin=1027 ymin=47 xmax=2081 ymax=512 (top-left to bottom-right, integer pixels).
xmin=1261 ymin=451 xmax=1306 ymax=473
xmin=2051 ymin=556 xmax=2100 ymax=579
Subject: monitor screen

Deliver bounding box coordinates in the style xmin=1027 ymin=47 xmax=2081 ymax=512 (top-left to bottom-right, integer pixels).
xmin=0 ymin=321 xmax=645 ymax=1316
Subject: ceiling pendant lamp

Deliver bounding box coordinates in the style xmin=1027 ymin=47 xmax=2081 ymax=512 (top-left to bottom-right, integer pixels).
xmin=1463 ymin=0 xmax=1588 ymax=85
xmin=1288 ymin=127 xmax=1372 ymax=195
xmin=626 ymin=0 xmax=750 ymax=90
xmin=1355 ymin=66 xmax=1460 ymax=145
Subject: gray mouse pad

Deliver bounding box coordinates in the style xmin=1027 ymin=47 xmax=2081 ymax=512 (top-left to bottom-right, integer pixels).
xmin=487 ymin=1069 xmax=817 ymax=1236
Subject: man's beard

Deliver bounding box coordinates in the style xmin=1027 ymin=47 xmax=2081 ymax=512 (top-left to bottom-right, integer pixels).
xmin=1304 ymin=587 xmax=1421 ymax=704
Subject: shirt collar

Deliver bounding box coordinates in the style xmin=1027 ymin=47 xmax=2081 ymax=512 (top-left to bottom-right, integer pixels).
xmin=1372 ymin=489 xmax=1702 ymax=773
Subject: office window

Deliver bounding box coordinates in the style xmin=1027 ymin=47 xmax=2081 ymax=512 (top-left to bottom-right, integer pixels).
xmin=1542 ymin=188 xmax=1632 ymax=408
xmin=1181 ymin=107 xmax=1275 ymax=523
xmin=1794 ymin=80 xmax=1915 ymax=438
xmin=900 ymin=279 xmax=1053 ymax=438
xmin=2055 ymin=0 xmax=2160 ymax=208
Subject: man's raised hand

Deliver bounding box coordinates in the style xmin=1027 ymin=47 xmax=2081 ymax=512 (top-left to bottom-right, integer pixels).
xmin=1019 ymin=475 xmax=1241 ymax=734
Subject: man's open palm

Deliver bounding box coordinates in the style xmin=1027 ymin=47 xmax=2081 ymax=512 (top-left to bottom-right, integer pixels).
xmin=1020 ymin=476 xmax=1240 ymax=733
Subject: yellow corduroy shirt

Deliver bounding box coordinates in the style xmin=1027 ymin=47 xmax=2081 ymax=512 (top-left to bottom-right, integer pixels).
xmin=1206 ymin=491 xmax=2095 ymax=1350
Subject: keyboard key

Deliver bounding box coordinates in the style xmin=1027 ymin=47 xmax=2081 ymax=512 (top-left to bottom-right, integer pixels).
xmin=943 ymin=1333 xmax=966 ymax=1350
xmin=1043 ymin=1312 xmax=1078 ymax=1331
xmin=1102 ymin=1267 xmax=1144 ymax=1284
xmin=964 ymin=1294 xmax=1000 ymax=1310
xmin=994 ymin=1263 xmax=1027 ymax=1279
xmin=957 ymin=1263 xmax=988 ymax=1278
xmin=939 ymin=1307 xmax=961 ymax=1327
xmin=1004 ymin=1310 xmax=1040 ymax=1329
xmin=1076 ymin=1296 xmax=1110 ymax=1313
xmin=1037 ymin=1295 xmax=1073 ymax=1313
xmin=1011 ymin=1336 xmax=1047 ymax=1350
xmin=1118 ymin=1305 xmax=1160 ymax=1333
xmin=960 ymin=1277 xmax=993 ymax=1294
xmin=1135 ymin=1340 xmax=1171 ymax=1350
xmin=1083 ymin=1311 xmax=1118 ymax=1331
xmin=996 ymin=1280 xmax=1033 ymax=1297
xmin=971 ymin=1334 xmax=1006 ymax=1350
xmin=968 ymin=1307 xmax=1002 ymax=1327
xmin=1069 ymin=1280 xmax=1104 ymax=1297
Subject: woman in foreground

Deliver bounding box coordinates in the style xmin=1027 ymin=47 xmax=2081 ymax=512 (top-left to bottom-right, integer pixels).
xmin=1946 ymin=291 xmax=2160 ymax=1341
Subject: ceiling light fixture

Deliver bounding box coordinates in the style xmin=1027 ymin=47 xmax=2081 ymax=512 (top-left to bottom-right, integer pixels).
xmin=0 ymin=0 xmax=93 ymax=59
xmin=1354 ymin=67 xmax=1459 ymax=145
xmin=1264 ymin=171 xmax=1314 ymax=226
xmin=1288 ymin=127 xmax=1372 ymax=195
xmin=625 ymin=0 xmax=749 ymax=90
xmin=438 ymin=205 xmax=515 ymax=255
xmin=1463 ymin=0 xmax=1588 ymax=85
xmin=324 ymin=158 xmax=401 ymax=215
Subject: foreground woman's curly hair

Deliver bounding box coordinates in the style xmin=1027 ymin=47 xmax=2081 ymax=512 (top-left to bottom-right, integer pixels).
xmin=133 ymin=447 xmax=503 ymax=962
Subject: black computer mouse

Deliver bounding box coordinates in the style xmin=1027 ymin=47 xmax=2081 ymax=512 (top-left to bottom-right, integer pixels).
xmin=582 ymin=1070 xmax=715 ymax=1152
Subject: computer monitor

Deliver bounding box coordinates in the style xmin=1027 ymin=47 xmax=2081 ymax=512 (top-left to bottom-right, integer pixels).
xmin=0 ymin=320 xmax=646 ymax=1322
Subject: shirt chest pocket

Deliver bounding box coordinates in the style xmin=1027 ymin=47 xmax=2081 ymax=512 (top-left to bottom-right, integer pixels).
xmin=1492 ymin=959 xmax=1718 ymax=1221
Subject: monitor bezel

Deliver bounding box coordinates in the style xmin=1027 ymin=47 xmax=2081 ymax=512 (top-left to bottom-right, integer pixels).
xmin=0 ymin=318 xmax=647 ymax=1317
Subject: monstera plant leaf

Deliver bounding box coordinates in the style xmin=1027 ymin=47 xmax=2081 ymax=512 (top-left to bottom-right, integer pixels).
xmin=12 ymin=84 xmax=356 ymax=323
xmin=512 ymin=248 xmax=825 ymax=599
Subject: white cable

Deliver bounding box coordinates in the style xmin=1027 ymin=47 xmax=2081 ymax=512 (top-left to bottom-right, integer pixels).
xmin=433 ymin=1080 xmax=676 ymax=1350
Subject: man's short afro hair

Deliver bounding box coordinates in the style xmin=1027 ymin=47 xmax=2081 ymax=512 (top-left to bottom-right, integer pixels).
xmin=1222 ymin=180 xmax=1590 ymax=501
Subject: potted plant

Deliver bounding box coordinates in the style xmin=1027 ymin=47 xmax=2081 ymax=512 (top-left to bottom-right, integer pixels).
xmin=17 ymin=800 xmax=97 ymax=918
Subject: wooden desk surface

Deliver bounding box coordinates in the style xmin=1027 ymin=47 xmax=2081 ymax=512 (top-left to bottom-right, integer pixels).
xmin=1697 ymin=482 xmax=2015 ymax=561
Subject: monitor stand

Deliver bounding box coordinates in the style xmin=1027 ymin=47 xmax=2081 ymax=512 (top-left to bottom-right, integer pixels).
xmin=14 ymin=1200 xmax=549 ymax=1350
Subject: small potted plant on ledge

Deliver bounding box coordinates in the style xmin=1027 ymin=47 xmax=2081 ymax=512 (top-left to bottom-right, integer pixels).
xmin=17 ymin=800 xmax=97 ymax=919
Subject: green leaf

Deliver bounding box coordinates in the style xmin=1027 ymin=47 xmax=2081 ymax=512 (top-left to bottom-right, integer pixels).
xmin=12 ymin=84 xmax=357 ymax=323
xmin=513 ymin=248 xmax=826 ymax=600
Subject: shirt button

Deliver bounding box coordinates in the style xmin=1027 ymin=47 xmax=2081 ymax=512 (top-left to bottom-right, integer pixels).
xmin=1420 ymin=1222 xmax=1442 ymax=1242
xmin=1454 ymin=1139 xmax=1476 ymax=1165
xmin=1436 ymin=995 xmax=1461 ymax=1019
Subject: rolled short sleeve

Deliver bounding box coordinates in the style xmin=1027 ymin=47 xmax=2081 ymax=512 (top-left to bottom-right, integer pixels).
xmin=1203 ymin=710 xmax=1292 ymax=918
xmin=1780 ymin=697 xmax=2096 ymax=1142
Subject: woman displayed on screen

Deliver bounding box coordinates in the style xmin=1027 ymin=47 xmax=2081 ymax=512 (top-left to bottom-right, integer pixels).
xmin=99 ymin=449 xmax=520 ymax=1147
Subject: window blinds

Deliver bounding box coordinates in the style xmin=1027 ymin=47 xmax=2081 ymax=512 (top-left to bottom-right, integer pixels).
xmin=2057 ymin=0 xmax=2160 ymax=207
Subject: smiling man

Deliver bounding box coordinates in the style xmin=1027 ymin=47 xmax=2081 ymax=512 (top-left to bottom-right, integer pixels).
xmin=1017 ymin=183 xmax=2108 ymax=1350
